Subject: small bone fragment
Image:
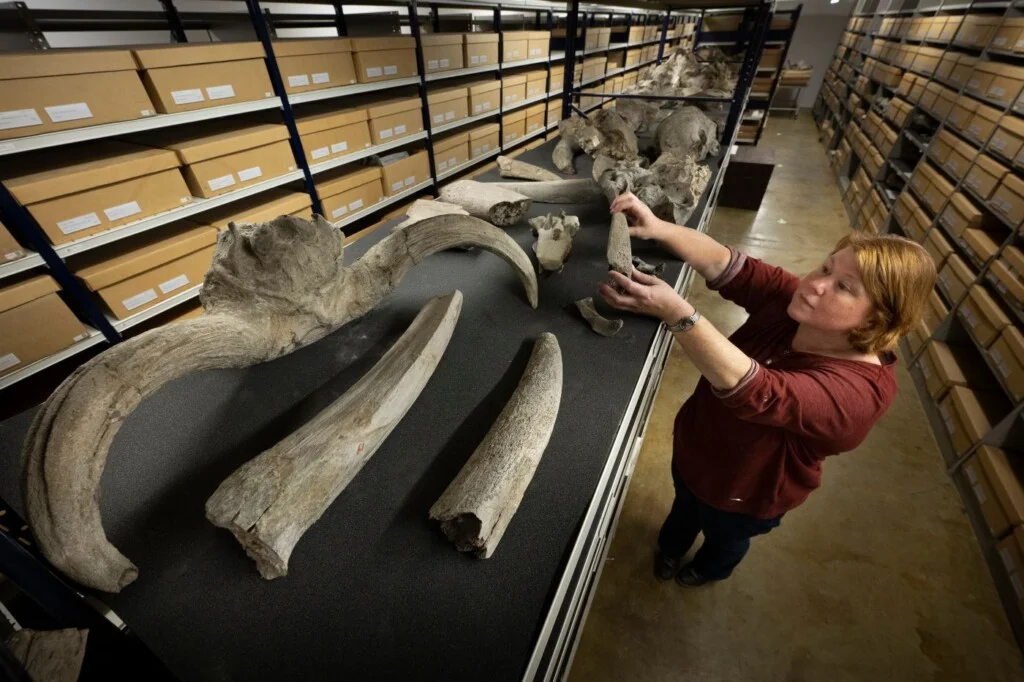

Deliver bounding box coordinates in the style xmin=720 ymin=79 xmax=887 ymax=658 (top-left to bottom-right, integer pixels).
xmin=207 ymin=291 xmax=463 ymax=579
xmin=632 ymin=256 xmax=665 ymax=277
xmin=439 ymin=180 xmax=532 ymax=226
xmin=395 ymin=199 xmax=468 ymax=229
xmin=529 ymin=212 xmax=580 ymax=273
xmin=489 ymin=179 xmax=604 ymax=204
xmin=575 ymin=297 xmax=623 ymax=337
xmin=6 ymin=629 xmax=88 ymax=682
xmin=431 ymin=333 xmax=562 ymax=558
xmin=497 ymin=155 xmax=561 ymax=181
xmin=607 ymin=212 xmax=632 ymax=279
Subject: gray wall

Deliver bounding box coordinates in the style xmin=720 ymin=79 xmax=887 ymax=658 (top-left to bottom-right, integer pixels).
xmin=785 ymin=13 xmax=849 ymax=109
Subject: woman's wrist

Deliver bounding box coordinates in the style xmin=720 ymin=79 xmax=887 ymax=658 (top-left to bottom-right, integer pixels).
xmin=660 ymin=296 xmax=695 ymax=325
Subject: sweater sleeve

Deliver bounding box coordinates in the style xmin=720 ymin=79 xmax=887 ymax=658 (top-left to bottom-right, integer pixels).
xmin=708 ymin=249 xmax=801 ymax=314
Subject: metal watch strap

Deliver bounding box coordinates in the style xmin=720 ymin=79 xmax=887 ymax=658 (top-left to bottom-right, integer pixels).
xmin=666 ymin=310 xmax=701 ymax=333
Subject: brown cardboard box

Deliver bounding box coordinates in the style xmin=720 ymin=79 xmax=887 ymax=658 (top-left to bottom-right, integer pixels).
xmin=351 ymin=36 xmax=418 ymax=83
xmin=958 ymin=15 xmax=1001 ymax=48
xmin=502 ymin=108 xmax=526 ymax=145
xmin=527 ymin=31 xmax=551 ymax=59
xmin=427 ymin=86 xmax=469 ymax=129
xmin=0 ymin=222 xmax=25 ymax=263
xmin=997 ymin=527 xmax=1024 ymax=605
xmin=907 ymin=318 xmax=930 ymax=355
xmin=502 ymin=73 xmax=528 ymax=107
xmin=985 ymin=62 xmax=1024 ymax=106
xmin=502 ymin=32 xmax=529 ymax=63
xmin=200 ymin=189 xmax=312 ymax=231
xmin=625 ymin=49 xmax=642 ymax=68
xmin=936 ymin=53 xmax=960 ymax=81
xmin=992 ymin=18 xmax=1024 ymax=52
xmin=628 ymin=25 xmax=645 ymax=44
xmin=547 ymin=98 xmax=561 ymax=126
xmin=273 ymin=38 xmax=357 ymax=93
xmin=525 ymin=102 xmax=546 ymax=135
xmin=951 ymin=57 xmax=980 ymax=89
xmin=939 ymin=192 xmax=983 ymax=237
xmin=947 ymin=95 xmax=979 ymax=132
xmin=909 ymin=163 xmax=932 ymax=198
xmin=434 ymin=130 xmax=470 ymax=174
xmin=928 ymin=130 xmax=954 ymax=164
xmin=978 ymin=445 xmax=1024 ymax=537
xmin=367 ymin=96 xmax=424 ymax=145
xmin=525 ymin=69 xmax=547 ymax=99
xmin=924 ymin=289 xmax=949 ymax=331
xmin=469 ymin=122 xmax=500 ymax=158
xmin=920 ymin=341 xmax=968 ymax=399
xmin=990 ymin=327 xmax=1024 ymax=399
xmin=923 ymin=166 xmax=954 ymax=214
xmin=967 ymin=103 xmax=1002 ymax=144
xmin=421 ymin=34 xmax=464 ymax=74
xmin=379 ymin=149 xmax=430 ymax=196
xmin=317 ymin=166 xmax=384 ymax=222
xmin=943 ymin=139 xmax=977 ymax=180
xmin=585 ymin=27 xmax=611 ymax=50
xmin=964 ymin=452 xmax=1010 ymax=536
xmin=468 ymin=79 xmax=501 ymax=115
xmin=759 ymin=47 xmax=782 ymax=71
xmin=925 ymin=228 xmax=954 ymax=270
xmin=135 ymin=122 xmax=295 ymax=199
xmin=72 ymin=221 xmax=217 ymax=318
xmin=938 ymin=254 xmax=975 ymax=302
xmin=4 ymin=141 xmax=192 ymax=245
xmin=0 ymin=49 xmax=156 ymax=140
xmin=550 ymin=65 xmax=565 ymax=93
xmin=291 ymin=104 xmax=372 ymax=164
xmin=989 ymin=114 xmax=1024 ymax=163
xmin=939 ymin=385 xmax=997 ymax=454
xmin=989 ymin=257 xmax=1024 ymax=308
xmin=963 ymin=228 xmax=1000 ymax=265
xmin=0 ymin=274 xmax=90 ymax=377
xmin=964 ymin=154 xmax=1010 ymax=199
xmin=959 ymin=284 xmax=1010 ymax=347
xmin=991 ymin=173 xmax=1024 ymax=225
xmin=465 ymin=33 xmax=499 ymax=67
xmin=133 ymin=43 xmax=273 ymax=114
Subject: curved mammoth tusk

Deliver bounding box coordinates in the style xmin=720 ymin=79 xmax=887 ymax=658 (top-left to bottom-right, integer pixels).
xmin=488 ymin=180 xmax=605 ymax=204
xmin=22 ymin=214 xmax=537 ymax=593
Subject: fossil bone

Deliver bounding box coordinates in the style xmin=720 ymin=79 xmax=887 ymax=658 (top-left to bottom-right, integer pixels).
xmin=23 ymin=214 xmax=538 ymax=593
xmin=607 ymin=212 xmax=633 ymax=280
xmin=6 ymin=629 xmax=89 ymax=682
xmin=489 ymin=179 xmax=605 ymax=204
xmin=632 ymin=256 xmax=665 ymax=277
xmin=395 ymin=199 xmax=468 ymax=228
xmin=655 ymin=106 xmax=720 ymax=161
xmin=552 ymin=116 xmax=603 ymax=174
xmin=575 ymin=297 xmax=623 ymax=337
xmin=497 ymin=155 xmax=562 ymax=181
xmin=529 ymin=212 xmax=580 ymax=274
xmin=439 ymin=180 xmax=532 ymax=226
xmin=207 ymin=291 xmax=462 ymax=579
xmin=590 ymin=109 xmax=639 ymax=160
xmin=430 ymin=333 xmax=562 ymax=558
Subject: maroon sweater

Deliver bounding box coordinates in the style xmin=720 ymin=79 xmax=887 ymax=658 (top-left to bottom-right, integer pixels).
xmin=673 ymin=250 xmax=898 ymax=519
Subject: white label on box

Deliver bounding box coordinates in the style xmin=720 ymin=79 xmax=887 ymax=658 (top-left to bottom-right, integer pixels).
xmin=391 ymin=180 xmax=404 ymax=191
xmin=433 ymin=113 xmax=445 ymax=123
xmin=473 ymin=145 xmax=482 ymax=156
xmin=482 ymin=143 xmax=490 ymax=152
xmin=288 ymin=74 xmax=311 ymax=87
xmin=332 ymin=206 xmax=349 ymax=219
xmin=312 ymin=146 xmax=330 ymax=159
xmin=1013 ymin=574 xmax=1024 ymax=600
xmin=380 ymin=128 xmax=394 ymax=139
xmin=159 ymin=273 xmax=189 ymax=294
xmin=482 ymin=101 xmax=491 ymax=110
xmin=440 ymin=59 xmax=450 ymax=67
xmin=238 ymin=166 xmax=263 ymax=182
xmin=509 ymin=49 xmax=519 ymax=57
xmin=0 ymin=108 xmax=43 ymax=130
xmin=103 ymin=200 xmax=141 ymax=222
xmin=506 ymin=94 xmax=516 ymax=102
xmin=384 ymin=65 xmax=398 ymax=75
xmin=991 ymin=86 xmax=1007 ymax=98
xmin=530 ymin=48 xmax=540 ymax=56
xmin=57 ymin=212 xmax=101 ymax=235
xmin=395 ymin=124 xmax=407 ymax=135
xmin=471 ymin=55 xmax=480 ymax=64
xmin=920 ymin=364 xmax=930 ymax=379
xmin=4 ymin=250 xmax=24 ymax=261
xmin=331 ymin=141 xmax=349 ymax=154
xmin=974 ymin=482 xmax=987 ymax=504
xmin=367 ymin=66 xmax=383 ymax=78
xmin=0 ymin=353 xmax=20 ymax=372
xmin=141 ymin=109 xmax=154 ymax=117
xmin=348 ymin=199 xmax=364 ymax=211
xmin=172 ymin=88 xmax=205 ymax=104
xmin=1002 ymin=547 xmax=1015 ymax=571
xmin=404 ymin=176 xmax=416 ymax=186
xmin=123 ymin=288 xmax=158 ymax=311
xmin=529 ymin=123 xmax=539 ymax=132
xmin=428 ymin=60 xmax=440 ymax=69
xmin=208 ymin=174 xmax=237 ymax=191
xmin=312 ymin=72 xmax=330 ymax=84
xmin=438 ymin=160 xmax=448 ymax=170
xmin=448 ymin=156 xmax=456 ymax=168
xmin=473 ymin=104 xmax=483 ymax=113
xmin=45 ymin=102 xmax=93 ymax=123
xmin=965 ymin=465 xmax=978 ymax=484
xmin=445 ymin=111 xmax=455 ymax=121
xmin=480 ymin=55 xmax=488 ymax=64
xmin=207 ymin=85 xmax=235 ymax=100
xmin=506 ymin=133 xmax=518 ymax=141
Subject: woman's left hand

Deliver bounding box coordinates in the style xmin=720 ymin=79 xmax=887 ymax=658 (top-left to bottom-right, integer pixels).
xmin=598 ymin=269 xmax=694 ymax=324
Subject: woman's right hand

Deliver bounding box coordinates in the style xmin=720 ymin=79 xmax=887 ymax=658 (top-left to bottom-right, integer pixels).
xmin=610 ymin=192 xmax=665 ymax=241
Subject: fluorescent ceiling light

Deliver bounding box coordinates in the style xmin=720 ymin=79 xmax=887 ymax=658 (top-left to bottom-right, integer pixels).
xmin=830 ymin=0 xmax=840 ymax=3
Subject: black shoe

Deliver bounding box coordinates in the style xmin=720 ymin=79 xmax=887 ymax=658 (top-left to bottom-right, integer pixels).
xmin=654 ymin=551 xmax=682 ymax=581
xmin=675 ymin=565 xmax=713 ymax=587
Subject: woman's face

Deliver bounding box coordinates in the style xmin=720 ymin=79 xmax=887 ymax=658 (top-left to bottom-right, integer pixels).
xmin=788 ymin=247 xmax=875 ymax=334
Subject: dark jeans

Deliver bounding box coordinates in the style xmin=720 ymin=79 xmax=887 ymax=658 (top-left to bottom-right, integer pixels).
xmin=658 ymin=464 xmax=782 ymax=580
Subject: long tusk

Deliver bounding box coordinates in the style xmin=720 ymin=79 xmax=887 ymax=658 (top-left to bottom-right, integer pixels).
xmin=430 ymin=333 xmax=562 ymax=558
xmin=496 ymin=155 xmax=562 ymax=182
xmin=487 ymin=179 xmax=605 ymax=204
xmin=438 ymin=180 xmax=532 ymax=227
xmin=607 ymin=212 xmax=632 ymax=279
xmin=206 ymin=291 xmax=463 ymax=579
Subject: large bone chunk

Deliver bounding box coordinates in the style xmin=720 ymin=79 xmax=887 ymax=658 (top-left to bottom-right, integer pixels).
xmin=439 ymin=180 xmax=532 ymax=226
xmin=497 ymin=155 xmax=562 ymax=181
xmin=607 ymin=212 xmax=632 ymax=278
xmin=489 ymin=179 xmax=604 ymax=204
xmin=6 ymin=629 xmax=88 ymax=682
xmin=430 ymin=333 xmax=562 ymax=558
xmin=655 ymin=106 xmax=720 ymax=161
xmin=575 ymin=297 xmax=623 ymax=337
xmin=206 ymin=291 xmax=462 ymax=579
xmin=552 ymin=116 xmax=603 ymax=174
xmin=529 ymin=212 xmax=580 ymax=274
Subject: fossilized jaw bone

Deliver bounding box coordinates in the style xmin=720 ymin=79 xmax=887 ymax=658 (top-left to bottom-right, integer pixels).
xmin=607 ymin=212 xmax=633 ymax=280
xmin=430 ymin=333 xmax=562 ymax=558
xmin=23 ymin=214 xmax=538 ymax=593
xmin=206 ymin=291 xmax=462 ymax=579
xmin=575 ymin=297 xmax=623 ymax=337
xmin=529 ymin=212 xmax=580 ymax=274
xmin=497 ymin=155 xmax=562 ymax=182
xmin=439 ymin=180 xmax=532 ymax=226
xmin=489 ymin=179 xmax=604 ymax=204
xmin=395 ymin=199 xmax=468 ymax=229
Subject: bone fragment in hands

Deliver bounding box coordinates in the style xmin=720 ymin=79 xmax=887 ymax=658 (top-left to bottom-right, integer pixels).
xmin=439 ymin=180 xmax=532 ymax=226
xmin=430 ymin=333 xmax=562 ymax=558
xmin=497 ymin=155 xmax=562 ymax=182
xmin=23 ymin=214 xmax=538 ymax=593
xmin=575 ymin=298 xmax=623 ymax=337
xmin=395 ymin=199 xmax=468 ymax=229
xmin=607 ymin=212 xmax=633 ymax=281
xmin=632 ymin=256 xmax=665 ymax=277
xmin=6 ymin=629 xmax=88 ymax=682
xmin=207 ymin=291 xmax=462 ymax=579
xmin=489 ymin=179 xmax=605 ymax=204
xmin=529 ymin=212 xmax=580 ymax=274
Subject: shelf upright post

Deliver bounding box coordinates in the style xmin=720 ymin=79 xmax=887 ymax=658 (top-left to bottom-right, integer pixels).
xmin=243 ymin=0 xmax=324 ymax=218
xmin=694 ymin=10 xmax=704 ymax=53
xmin=656 ymin=10 xmax=669 ymax=64
xmin=333 ymin=2 xmax=348 ymax=36
xmin=0 ymin=186 xmax=121 ymax=343
xmin=722 ymin=1 xmax=772 ymax=148
xmin=561 ymin=0 xmax=580 ymax=119
xmin=757 ymin=3 xmax=803 ymax=144
xmin=431 ymin=4 xmax=441 ymax=33
xmin=159 ymin=0 xmax=188 ymax=43
xmin=495 ymin=4 xmax=504 ymax=148
xmin=409 ymin=0 xmax=439 ymax=192
xmin=12 ymin=1 xmax=48 ymax=50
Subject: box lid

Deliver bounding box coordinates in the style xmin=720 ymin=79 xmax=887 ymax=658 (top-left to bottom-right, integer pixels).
xmin=291 ymin=103 xmax=368 ymax=135
xmin=991 ymin=259 xmax=1024 ymax=301
xmin=464 ymin=33 xmax=499 ymax=44
xmin=1003 ymin=325 xmax=1024 ymax=366
xmin=978 ymin=445 xmax=1024 ymax=525
xmin=525 ymin=102 xmax=546 ymax=117
xmin=74 ymin=222 xmax=217 ymax=290
xmin=421 ymin=33 xmax=463 ymax=47
xmin=525 ymin=69 xmax=547 ymax=82
xmin=501 ymin=31 xmax=531 ymax=39
xmin=4 ymin=141 xmax=180 ymax=206
xmin=0 ymin=274 xmax=59 ymax=314
xmin=503 ymin=73 xmax=527 ymax=86
xmin=972 ymin=153 xmax=1008 ymax=179
xmin=949 ymin=254 xmax=975 ymax=283
xmin=367 ymin=96 xmax=422 ymax=119
xmin=1001 ymin=17 xmax=1024 ymax=28
xmin=998 ymin=113 xmax=1024 ymax=137
xmin=929 ymin=289 xmax=949 ymax=317
xmin=433 ymin=131 xmax=470 ymax=152
xmin=928 ymin=228 xmax=953 ymax=256
xmin=132 ymin=121 xmax=290 ymax=165
xmin=351 ymin=36 xmax=415 ymax=52
xmin=527 ymin=31 xmax=552 ymax=40
xmin=200 ymin=189 xmax=312 ymax=231
xmin=468 ymin=122 xmax=500 ymax=140
xmin=427 ymin=85 xmax=468 ymax=105
xmin=132 ymin=42 xmax=265 ymax=69
xmin=468 ymin=79 xmax=501 ymax=95
xmin=1005 ymin=245 xmax=1024 ymax=274
xmin=273 ymin=38 xmax=352 ymax=57
xmin=317 ymin=165 xmax=382 ymax=198
xmin=968 ymin=283 xmax=1011 ymax=328
xmin=975 ymin=103 xmax=1003 ymax=124
xmin=964 ymin=229 xmax=1000 ymax=260
xmin=949 ymin=386 xmax=991 ymax=438
xmin=993 ymin=62 xmax=1024 ymax=78
xmin=956 ymin=96 xmax=980 ymax=112
xmin=928 ymin=342 xmax=968 ymax=384
xmin=0 ymin=49 xmax=137 ymax=80
xmin=503 ymin=109 xmax=526 ymax=124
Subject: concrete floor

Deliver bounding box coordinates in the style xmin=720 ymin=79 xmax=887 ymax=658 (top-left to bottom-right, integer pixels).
xmin=567 ymin=114 xmax=1024 ymax=682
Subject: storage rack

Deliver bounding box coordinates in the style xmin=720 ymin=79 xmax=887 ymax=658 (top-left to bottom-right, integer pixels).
xmin=814 ymin=0 xmax=1024 ymax=653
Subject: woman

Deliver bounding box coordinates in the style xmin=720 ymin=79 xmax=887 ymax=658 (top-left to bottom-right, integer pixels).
xmin=598 ymin=192 xmax=936 ymax=587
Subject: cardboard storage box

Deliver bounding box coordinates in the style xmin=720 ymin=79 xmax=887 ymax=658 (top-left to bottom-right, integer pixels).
xmin=943 ymin=139 xmax=978 ymax=181
xmin=133 ymin=43 xmax=273 ymax=114
xmin=469 ymin=122 xmax=499 ymax=158
xmin=0 ymin=222 xmax=25 ymax=263
xmin=0 ymin=274 xmax=88 ymax=377
xmin=468 ymin=79 xmax=501 ymax=115
xmin=291 ymin=104 xmax=372 ymax=165
xmin=465 ymin=33 xmax=499 ymax=67
xmin=628 ymin=25 xmax=646 ymax=44
xmin=989 ymin=257 xmax=1024 ymax=309
xmin=72 ymin=221 xmax=217 ymax=319
xmin=502 ymin=108 xmax=526 ymax=145
xmin=975 ymin=62 xmax=1024 ymax=106
xmin=550 ymin=65 xmax=565 ymax=93
xmin=969 ymin=445 xmax=1024 ymax=537
xmin=434 ymin=130 xmax=470 ymax=174
xmin=0 ymin=49 xmax=155 ymax=140
xmin=367 ymin=96 xmax=424 ymax=144
xmin=919 ymin=341 xmax=969 ymax=399
xmin=317 ymin=166 xmax=384 ymax=222
xmin=422 ymin=34 xmax=464 ymax=74
xmin=950 ymin=56 xmax=980 ymax=90
xmin=585 ymin=27 xmax=612 ymax=50
xmin=428 ymin=86 xmax=469 ymax=129
xmin=925 ymin=228 xmax=954 ymax=270
xmin=502 ymin=32 xmax=529 ymax=63
xmin=200 ymin=189 xmax=312 ymax=231
xmin=924 ymin=289 xmax=949 ymax=331
xmin=4 ymin=140 xmax=192 ymax=245
xmin=991 ymin=173 xmax=1024 ymax=225
xmin=967 ymin=102 xmax=1001 ymax=144
xmin=963 ymin=227 xmax=1000 ymax=265
xmin=525 ymin=69 xmax=547 ymax=99
xmin=947 ymin=95 xmax=979 ymax=132
xmin=929 ymin=129 xmax=955 ymax=164
xmin=957 ymin=15 xmax=1001 ymax=48
xmin=959 ymin=283 xmax=1010 ymax=347
xmin=998 ymin=527 xmax=1024 ymax=605
xmin=990 ymin=327 xmax=1024 ymax=399
xmin=525 ymin=102 xmax=546 ymax=135
xmin=134 ymin=122 xmax=295 ymax=199
xmin=965 ymin=154 xmax=1009 ymax=199
xmin=938 ymin=254 xmax=975 ymax=303
xmin=759 ymin=47 xmax=782 ymax=71
xmin=923 ymin=165 xmax=954 ymax=214
xmin=273 ymin=38 xmax=356 ymax=93
xmin=351 ymin=36 xmax=418 ymax=84
xmin=939 ymin=385 xmax=998 ymax=454
xmin=906 ymin=318 xmax=930 ymax=355
xmin=991 ymin=17 xmax=1024 ymax=52
xmin=964 ymin=450 xmax=1009 ymax=537
xmin=989 ymin=114 xmax=1024 ymax=163
xmin=378 ymin=149 xmax=429 ymax=196
xmin=502 ymin=73 xmax=528 ymax=107
xmin=547 ymin=99 xmax=562 ymax=126
xmin=527 ymin=31 xmax=551 ymax=59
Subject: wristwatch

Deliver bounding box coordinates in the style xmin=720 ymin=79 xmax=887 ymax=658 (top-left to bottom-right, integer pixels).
xmin=666 ymin=309 xmax=701 ymax=333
